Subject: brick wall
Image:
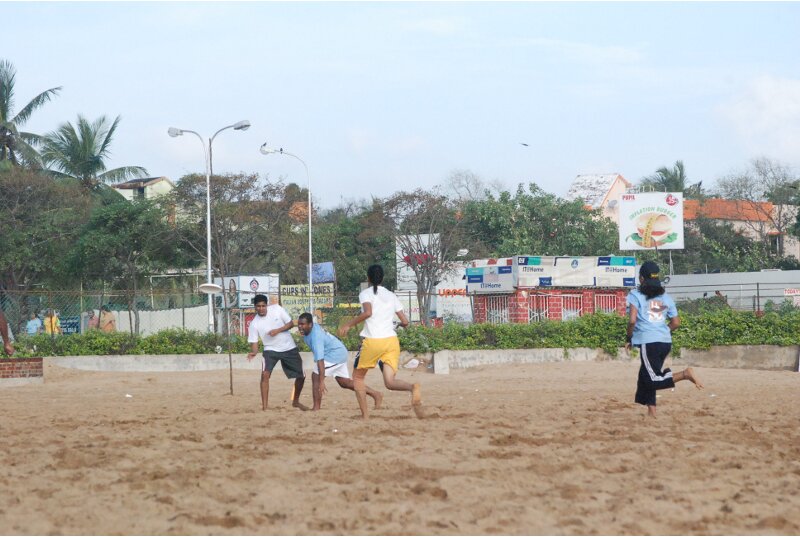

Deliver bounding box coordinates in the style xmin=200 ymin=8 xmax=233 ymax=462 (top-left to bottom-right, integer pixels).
xmin=0 ymin=357 xmax=44 ymax=379
xmin=472 ymin=288 xmax=630 ymax=324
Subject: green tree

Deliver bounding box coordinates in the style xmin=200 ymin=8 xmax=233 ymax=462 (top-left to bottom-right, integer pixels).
xmin=40 ymin=114 xmax=147 ymax=191
xmin=0 ymin=59 xmax=62 ymax=167
xmin=66 ymin=199 xmax=192 ymax=334
xmin=170 ymin=173 xmax=307 ymax=284
xmin=639 ymin=160 xmax=704 ymax=199
xmin=313 ymin=199 xmax=396 ymax=295
xmin=462 ymin=183 xmax=619 ymax=257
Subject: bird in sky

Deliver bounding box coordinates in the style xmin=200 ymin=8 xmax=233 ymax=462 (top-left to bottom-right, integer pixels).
xmin=520 ymin=143 xmax=529 ymax=147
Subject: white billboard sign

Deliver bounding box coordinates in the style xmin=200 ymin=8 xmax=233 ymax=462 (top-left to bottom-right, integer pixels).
xmin=619 ymin=192 xmax=685 ymax=250
xmin=213 ymin=274 xmax=280 ymax=308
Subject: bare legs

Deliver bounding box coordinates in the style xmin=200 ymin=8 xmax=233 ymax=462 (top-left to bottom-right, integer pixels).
xmin=310 ymin=372 xmax=383 ymax=411
xmin=647 ymin=367 xmax=704 ymax=418
xmin=259 ymin=370 xmax=307 ymax=411
xmin=352 ymin=365 xmax=422 ymax=420
xmin=260 ymin=370 xmax=270 ymax=411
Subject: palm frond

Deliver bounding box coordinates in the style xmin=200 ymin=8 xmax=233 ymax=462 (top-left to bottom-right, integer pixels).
xmin=13 ymin=86 xmax=62 ymax=127
xmin=0 ymin=59 xmax=16 ymax=123
xmin=98 ymin=166 xmax=149 ymax=184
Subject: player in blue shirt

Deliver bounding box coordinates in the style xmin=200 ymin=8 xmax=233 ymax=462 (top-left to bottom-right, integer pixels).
xmin=297 ymin=313 xmax=383 ymax=411
xmin=625 ymin=261 xmax=703 ymax=417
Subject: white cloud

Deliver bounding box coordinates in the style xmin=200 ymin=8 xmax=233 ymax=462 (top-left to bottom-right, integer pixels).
xmin=518 ymin=37 xmax=644 ymax=65
xmin=717 ymin=75 xmax=800 ymax=160
xmin=403 ymin=16 xmax=467 ymax=37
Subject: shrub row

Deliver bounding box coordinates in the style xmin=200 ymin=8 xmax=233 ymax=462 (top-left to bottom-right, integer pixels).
xmin=6 ymin=310 xmax=800 ymax=358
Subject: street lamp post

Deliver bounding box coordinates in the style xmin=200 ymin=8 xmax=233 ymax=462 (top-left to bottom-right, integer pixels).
xmin=168 ymin=120 xmax=250 ymax=333
xmin=259 ymin=143 xmax=314 ymax=315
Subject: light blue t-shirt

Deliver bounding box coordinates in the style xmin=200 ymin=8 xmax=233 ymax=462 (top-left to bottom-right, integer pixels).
xmin=303 ymin=323 xmax=348 ymax=364
xmin=626 ymin=289 xmax=678 ymax=344
xmin=26 ymin=317 xmax=42 ymax=335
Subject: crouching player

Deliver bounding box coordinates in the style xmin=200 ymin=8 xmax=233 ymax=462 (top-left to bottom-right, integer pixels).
xmin=297 ymin=313 xmax=383 ymax=411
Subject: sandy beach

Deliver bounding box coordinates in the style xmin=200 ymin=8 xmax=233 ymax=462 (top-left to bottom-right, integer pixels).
xmin=0 ymin=358 xmax=798 ymax=535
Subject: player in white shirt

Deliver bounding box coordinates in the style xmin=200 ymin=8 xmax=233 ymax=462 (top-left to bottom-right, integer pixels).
xmin=246 ymin=294 xmax=306 ymax=411
xmin=338 ymin=264 xmax=421 ymax=419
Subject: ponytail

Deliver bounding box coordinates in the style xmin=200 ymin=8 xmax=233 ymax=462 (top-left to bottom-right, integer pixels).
xmin=367 ymin=264 xmax=384 ymax=295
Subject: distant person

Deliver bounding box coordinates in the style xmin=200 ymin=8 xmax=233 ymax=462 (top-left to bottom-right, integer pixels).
xmin=99 ymin=305 xmax=116 ymax=333
xmin=246 ymin=294 xmax=306 ymax=411
xmin=626 ymin=261 xmax=704 ymax=418
xmin=297 ymin=312 xmax=382 ymax=411
xmin=338 ymin=264 xmax=421 ymax=419
xmin=43 ymin=309 xmax=62 ymax=335
xmin=26 ymin=312 xmax=43 ymax=335
xmin=86 ymin=309 xmax=99 ymax=330
xmin=0 ymin=308 xmax=14 ymax=356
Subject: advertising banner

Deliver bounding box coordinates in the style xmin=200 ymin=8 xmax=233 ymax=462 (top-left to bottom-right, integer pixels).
xmin=308 ymin=262 xmax=336 ymax=284
xmin=517 ymin=256 xmax=557 ymax=287
xmin=619 ymin=192 xmax=684 ymax=250
xmin=433 ymin=263 xmax=472 ymax=322
xmin=280 ymin=283 xmax=335 ymax=320
xmin=214 ymin=275 xmax=280 ymax=308
xmin=465 ymin=259 xmax=516 ymax=294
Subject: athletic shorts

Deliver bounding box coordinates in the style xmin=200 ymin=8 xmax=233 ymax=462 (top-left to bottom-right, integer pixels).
xmin=311 ymin=360 xmax=351 ymax=379
xmin=263 ymin=348 xmax=305 ymax=379
xmin=353 ymin=345 xmax=384 ymax=372
xmin=357 ymin=336 xmax=400 ymax=371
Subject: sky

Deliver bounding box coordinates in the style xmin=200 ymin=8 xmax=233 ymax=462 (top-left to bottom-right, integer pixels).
xmin=3 ymin=1 xmax=800 ymax=209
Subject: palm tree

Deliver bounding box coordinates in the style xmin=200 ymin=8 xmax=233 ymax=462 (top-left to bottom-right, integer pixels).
xmin=40 ymin=114 xmax=147 ymax=190
xmin=0 ymin=59 xmax=62 ymax=166
xmin=640 ymin=160 xmax=704 ymax=199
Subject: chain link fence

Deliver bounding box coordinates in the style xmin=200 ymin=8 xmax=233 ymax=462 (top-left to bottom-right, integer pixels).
xmin=0 ymin=288 xmax=440 ymax=341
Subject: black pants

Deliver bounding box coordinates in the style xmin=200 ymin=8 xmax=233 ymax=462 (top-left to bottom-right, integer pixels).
xmin=635 ymin=342 xmax=676 ymax=406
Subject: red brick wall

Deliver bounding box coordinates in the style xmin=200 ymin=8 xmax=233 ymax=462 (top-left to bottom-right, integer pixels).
xmin=0 ymin=357 xmax=44 ymax=379
xmin=471 ymin=289 xmax=630 ymax=324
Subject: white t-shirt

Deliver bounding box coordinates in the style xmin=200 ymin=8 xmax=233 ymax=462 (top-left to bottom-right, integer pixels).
xmin=247 ymin=305 xmax=297 ymax=352
xmin=358 ymin=286 xmax=404 ymax=339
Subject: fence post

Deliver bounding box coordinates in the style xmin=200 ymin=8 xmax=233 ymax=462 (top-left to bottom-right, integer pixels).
xmin=756 ymin=282 xmax=761 ymax=312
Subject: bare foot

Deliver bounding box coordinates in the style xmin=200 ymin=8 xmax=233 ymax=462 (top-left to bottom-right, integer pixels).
xmin=684 ymin=367 xmax=704 ymax=389
xmin=412 ymin=404 xmax=425 ymax=419
xmin=262 ymin=406 xmax=268 ymax=412
xmin=372 ymin=392 xmax=383 ymax=410
xmin=411 ymin=383 xmax=422 ymax=406
xmin=647 ymin=406 xmax=657 ymax=418
xmin=293 ymin=401 xmax=309 ymax=411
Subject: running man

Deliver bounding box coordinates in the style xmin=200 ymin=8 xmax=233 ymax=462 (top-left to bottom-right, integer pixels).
xmin=296 ymin=312 xmax=383 ymax=411
xmin=625 ymin=261 xmax=703 ymax=417
xmin=246 ymin=294 xmax=306 ymax=411
xmin=337 ymin=264 xmax=422 ymax=419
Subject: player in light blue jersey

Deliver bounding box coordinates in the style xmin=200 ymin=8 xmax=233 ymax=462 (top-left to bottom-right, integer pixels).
xmin=625 ymin=261 xmax=703 ymax=417
xmin=297 ymin=313 xmax=383 ymax=411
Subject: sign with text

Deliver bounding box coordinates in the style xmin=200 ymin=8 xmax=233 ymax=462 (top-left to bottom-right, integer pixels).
xmin=465 ymin=259 xmax=516 ymax=294
xmin=619 ymin=192 xmax=685 ymax=250
xmin=280 ymin=283 xmax=335 ymax=319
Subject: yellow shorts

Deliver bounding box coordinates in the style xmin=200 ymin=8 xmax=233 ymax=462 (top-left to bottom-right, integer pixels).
xmin=357 ymin=336 xmax=400 ymax=371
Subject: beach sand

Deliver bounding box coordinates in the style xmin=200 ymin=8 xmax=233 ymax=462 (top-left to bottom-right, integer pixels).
xmin=0 ymin=358 xmax=798 ymax=535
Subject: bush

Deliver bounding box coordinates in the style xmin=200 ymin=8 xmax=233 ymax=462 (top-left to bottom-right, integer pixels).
xmin=5 ymin=309 xmax=799 ymax=358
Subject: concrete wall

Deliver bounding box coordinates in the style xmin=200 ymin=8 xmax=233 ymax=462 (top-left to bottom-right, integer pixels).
xmin=47 ymin=350 xmax=431 ymax=373
xmin=677 ymin=345 xmax=800 ymax=371
xmin=44 ymin=346 xmax=799 ymax=374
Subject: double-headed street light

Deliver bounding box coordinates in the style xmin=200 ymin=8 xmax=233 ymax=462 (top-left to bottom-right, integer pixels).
xmin=259 ymin=143 xmax=314 ymax=315
xmin=168 ymin=120 xmax=251 ymax=333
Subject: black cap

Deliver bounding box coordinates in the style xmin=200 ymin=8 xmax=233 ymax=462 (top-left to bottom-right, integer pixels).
xmin=640 ymin=261 xmax=660 ymax=280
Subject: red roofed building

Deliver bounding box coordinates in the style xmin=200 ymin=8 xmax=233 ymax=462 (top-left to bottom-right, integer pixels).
xmin=684 ymin=198 xmax=799 ymax=259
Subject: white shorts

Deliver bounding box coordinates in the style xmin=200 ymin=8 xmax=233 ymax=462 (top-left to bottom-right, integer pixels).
xmin=311 ymin=360 xmax=351 ymax=380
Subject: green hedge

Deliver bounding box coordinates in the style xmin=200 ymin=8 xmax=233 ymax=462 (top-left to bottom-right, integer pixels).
xmin=6 ymin=310 xmax=800 ymax=358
